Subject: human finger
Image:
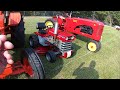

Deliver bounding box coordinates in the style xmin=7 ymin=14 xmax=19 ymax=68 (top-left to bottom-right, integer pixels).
xmin=7 ymin=59 xmax=14 ymax=64
xmin=0 ymin=35 xmax=7 ymax=42
xmin=3 ymin=52 xmax=12 ymax=60
xmin=4 ymin=41 xmax=14 ymax=49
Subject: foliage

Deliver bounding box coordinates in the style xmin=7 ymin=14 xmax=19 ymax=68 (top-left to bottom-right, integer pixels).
xmin=21 ymin=11 xmax=120 ymax=26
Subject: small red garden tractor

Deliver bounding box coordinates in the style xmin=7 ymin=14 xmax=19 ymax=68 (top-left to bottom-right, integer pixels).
xmin=0 ymin=11 xmax=45 ymax=79
xmin=29 ymin=22 xmax=76 ymax=63
xmin=44 ymin=12 xmax=104 ymax=52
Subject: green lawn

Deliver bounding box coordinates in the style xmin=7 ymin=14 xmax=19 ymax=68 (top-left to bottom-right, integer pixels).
xmin=7 ymin=16 xmax=120 ymax=79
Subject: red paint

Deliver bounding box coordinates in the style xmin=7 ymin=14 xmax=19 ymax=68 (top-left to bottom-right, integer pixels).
xmin=8 ymin=12 xmax=21 ymax=26
xmin=47 ymin=28 xmax=75 ymax=42
xmin=34 ymin=46 xmax=51 ymax=55
xmin=0 ymin=11 xmax=21 ymax=35
xmin=0 ymin=61 xmax=26 ymax=79
xmin=23 ymin=58 xmax=33 ymax=76
xmin=50 ymin=16 xmax=104 ymax=41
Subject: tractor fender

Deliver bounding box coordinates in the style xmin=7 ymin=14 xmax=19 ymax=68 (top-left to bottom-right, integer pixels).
xmin=38 ymin=36 xmax=49 ymax=46
xmin=8 ymin=12 xmax=21 ymax=26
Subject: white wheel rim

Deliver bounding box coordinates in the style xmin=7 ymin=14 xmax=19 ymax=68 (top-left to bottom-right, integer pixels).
xmin=46 ymin=54 xmax=51 ymax=62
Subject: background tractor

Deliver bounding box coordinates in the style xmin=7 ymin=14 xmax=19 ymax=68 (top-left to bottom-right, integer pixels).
xmin=29 ymin=21 xmax=75 ymax=63
xmin=44 ymin=12 xmax=104 ymax=52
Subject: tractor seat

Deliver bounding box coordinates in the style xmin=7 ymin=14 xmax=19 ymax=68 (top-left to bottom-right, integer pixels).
xmin=36 ymin=22 xmax=46 ymax=29
xmin=39 ymin=29 xmax=46 ymax=34
xmin=36 ymin=22 xmax=47 ymax=34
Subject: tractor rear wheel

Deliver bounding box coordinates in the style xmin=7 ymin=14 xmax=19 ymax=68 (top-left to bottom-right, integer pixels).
xmin=29 ymin=34 xmax=39 ymax=48
xmin=11 ymin=15 xmax=25 ymax=48
xmin=46 ymin=51 xmax=56 ymax=63
xmin=21 ymin=48 xmax=45 ymax=79
xmin=45 ymin=19 xmax=55 ymax=28
xmin=87 ymin=40 xmax=101 ymax=52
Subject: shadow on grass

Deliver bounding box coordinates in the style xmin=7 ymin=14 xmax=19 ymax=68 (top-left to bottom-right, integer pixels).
xmin=73 ymin=60 xmax=99 ymax=79
xmin=40 ymin=55 xmax=64 ymax=79
xmin=76 ymin=35 xmax=90 ymax=43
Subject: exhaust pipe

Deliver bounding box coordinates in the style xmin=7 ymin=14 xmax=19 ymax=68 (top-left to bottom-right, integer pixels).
xmin=54 ymin=21 xmax=58 ymax=41
xmin=5 ymin=11 xmax=9 ymax=17
xmin=69 ymin=11 xmax=72 ymax=18
xmin=4 ymin=11 xmax=9 ymax=26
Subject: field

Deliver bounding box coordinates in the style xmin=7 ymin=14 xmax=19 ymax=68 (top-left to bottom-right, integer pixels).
xmin=7 ymin=16 xmax=120 ymax=79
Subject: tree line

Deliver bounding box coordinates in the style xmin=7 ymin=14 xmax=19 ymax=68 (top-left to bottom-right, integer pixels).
xmin=21 ymin=11 xmax=120 ymax=26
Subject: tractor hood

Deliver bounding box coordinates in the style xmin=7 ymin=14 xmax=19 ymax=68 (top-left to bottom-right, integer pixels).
xmin=57 ymin=31 xmax=75 ymax=42
xmin=79 ymin=18 xmax=104 ymax=26
xmin=68 ymin=17 xmax=104 ymax=26
xmin=48 ymin=28 xmax=75 ymax=42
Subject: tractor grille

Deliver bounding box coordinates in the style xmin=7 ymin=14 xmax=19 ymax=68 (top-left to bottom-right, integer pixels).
xmin=60 ymin=42 xmax=72 ymax=52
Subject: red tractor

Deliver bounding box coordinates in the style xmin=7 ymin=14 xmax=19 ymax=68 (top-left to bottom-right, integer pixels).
xmin=44 ymin=12 xmax=104 ymax=52
xmin=29 ymin=21 xmax=76 ymax=63
xmin=0 ymin=48 xmax=45 ymax=79
xmin=0 ymin=11 xmax=45 ymax=79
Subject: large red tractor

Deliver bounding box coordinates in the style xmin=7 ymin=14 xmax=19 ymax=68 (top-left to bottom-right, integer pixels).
xmin=0 ymin=11 xmax=25 ymax=48
xmin=29 ymin=22 xmax=75 ymax=63
xmin=0 ymin=11 xmax=45 ymax=79
xmin=44 ymin=12 xmax=104 ymax=52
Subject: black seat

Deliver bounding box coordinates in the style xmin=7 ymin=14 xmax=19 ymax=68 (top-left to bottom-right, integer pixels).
xmin=36 ymin=22 xmax=46 ymax=29
xmin=36 ymin=22 xmax=46 ymax=34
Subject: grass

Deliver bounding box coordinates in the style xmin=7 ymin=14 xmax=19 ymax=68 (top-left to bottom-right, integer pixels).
xmin=7 ymin=17 xmax=120 ymax=79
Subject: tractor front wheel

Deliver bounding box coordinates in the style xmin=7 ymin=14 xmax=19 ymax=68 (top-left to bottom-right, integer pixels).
xmin=46 ymin=51 xmax=56 ymax=63
xmin=21 ymin=48 xmax=45 ymax=79
xmin=87 ymin=40 xmax=101 ymax=52
xmin=29 ymin=34 xmax=39 ymax=48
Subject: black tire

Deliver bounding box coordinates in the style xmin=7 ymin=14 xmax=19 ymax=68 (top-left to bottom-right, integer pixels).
xmin=21 ymin=48 xmax=45 ymax=79
xmin=29 ymin=34 xmax=39 ymax=48
xmin=87 ymin=40 xmax=101 ymax=52
xmin=45 ymin=19 xmax=55 ymax=28
xmin=11 ymin=15 xmax=25 ymax=48
xmin=46 ymin=51 xmax=56 ymax=63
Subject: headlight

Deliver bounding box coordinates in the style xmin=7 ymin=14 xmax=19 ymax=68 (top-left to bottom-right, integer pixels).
xmin=66 ymin=37 xmax=68 ymax=40
xmin=71 ymin=36 xmax=74 ymax=39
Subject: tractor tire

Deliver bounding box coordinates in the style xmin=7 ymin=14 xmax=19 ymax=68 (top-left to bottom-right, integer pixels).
xmin=87 ymin=40 xmax=101 ymax=52
xmin=29 ymin=34 xmax=39 ymax=48
xmin=45 ymin=19 xmax=55 ymax=28
xmin=11 ymin=15 xmax=25 ymax=48
xmin=46 ymin=51 xmax=57 ymax=63
xmin=21 ymin=48 xmax=45 ymax=79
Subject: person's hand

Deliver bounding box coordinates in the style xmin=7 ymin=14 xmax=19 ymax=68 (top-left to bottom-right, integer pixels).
xmin=0 ymin=35 xmax=14 ymax=64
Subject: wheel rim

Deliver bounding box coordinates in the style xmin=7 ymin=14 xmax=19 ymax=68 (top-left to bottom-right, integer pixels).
xmin=29 ymin=38 xmax=33 ymax=47
xmin=45 ymin=21 xmax=54 ymax=28
xmin=23 ymin=57 xmax=33 ymax=77
xmin=46 ymin=53 xmax=51 ymax=62
xmin=88 ymin=42 xmax=97 ymax=52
